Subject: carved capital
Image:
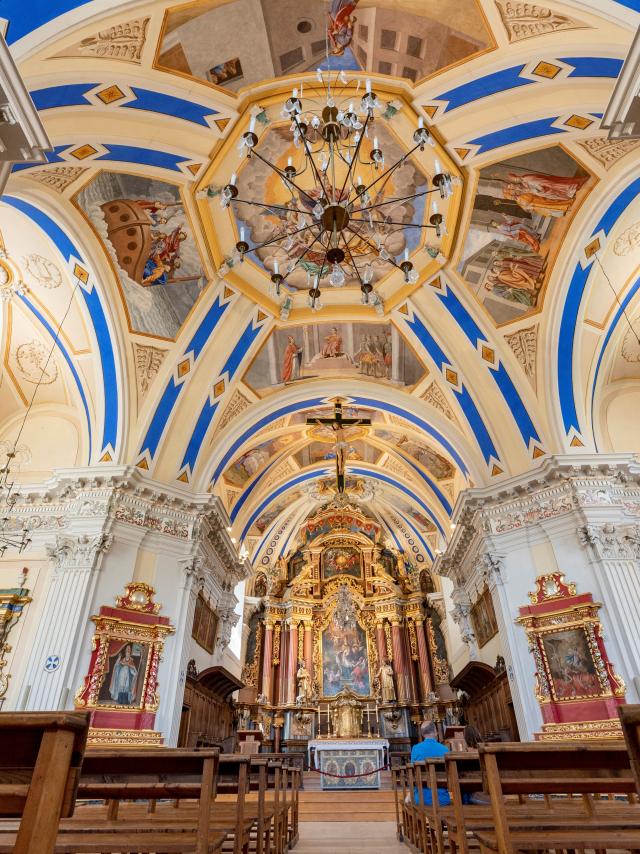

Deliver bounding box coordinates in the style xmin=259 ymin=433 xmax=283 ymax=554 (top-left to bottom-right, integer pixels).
xmin=450 ymin=595 xmax=478 ymax=660
xmin=46 ymin=533 xmax=112 ymax=571
xmin=215 ymin=607 xmax=239 ymax=654
xmin=477 ymin=552 xmax=505 ymax=588
xmin=579 ymin=523 xmax=640 ymax=561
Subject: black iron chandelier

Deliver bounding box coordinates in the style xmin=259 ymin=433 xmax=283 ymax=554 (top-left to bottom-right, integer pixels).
xmin=220 ymin=70 xmax=453 ymax=310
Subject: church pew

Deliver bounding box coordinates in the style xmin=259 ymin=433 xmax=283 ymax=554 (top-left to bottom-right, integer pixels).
xmin=0 ymin=711 xmax=89 ymax=854
xmin=472 ymin=741 xmax=640 ymax=854
xmin=53 ymin=748 xmax=230 ymax=854
xmin=620 ymin=704 xmax=640 ymax=795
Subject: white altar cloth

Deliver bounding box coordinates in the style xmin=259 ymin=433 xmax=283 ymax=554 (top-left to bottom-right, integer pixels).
xmin=308 ymin=738 xmax=389 ymax=790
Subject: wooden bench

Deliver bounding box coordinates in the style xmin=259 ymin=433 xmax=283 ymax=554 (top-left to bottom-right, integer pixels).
xmin=473 ymin=741 xmax=640 ymax=854
xmin=620 ymin=704 xmax=640 ymax=796
xmin=0 ymin=711 xmax=89 ymax=854
xmin=52 ymin=748 xmax=229 ymax=854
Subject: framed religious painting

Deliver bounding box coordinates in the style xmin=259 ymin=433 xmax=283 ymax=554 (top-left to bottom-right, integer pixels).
xmin=517 ymin=572 xmax=625 ymax=740
xmin=322 ymin=545 xmax=362 ymax=580
xmin=470 ymin=587 xmax=498 ymax=648
xmin=96 ymin=640 xmax=150 ymax=709
xmin=76 ymin=582 xmax=174 ymax=744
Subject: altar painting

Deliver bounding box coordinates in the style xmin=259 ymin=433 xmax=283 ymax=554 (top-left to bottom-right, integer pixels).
xmin=322 ymin=546 xmax=362 ymax=580
xmin=542 ymin=628 xmax=601 ymax=700
xmin=97 ymin=639 xmax=149 ymax=708
xmin=458 ymin=146 xmax=594 ymax=324
xmin=322 ymin=621 xmax=370 ymax=697
xmin=244 ymin=322 xmax=424 ymax=393
xmin=75 ymin=172 xmax=205 ymax=339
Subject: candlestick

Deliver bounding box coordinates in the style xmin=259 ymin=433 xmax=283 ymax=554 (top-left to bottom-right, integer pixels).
xmin=367 ymin=704 xmax=371 ymax=737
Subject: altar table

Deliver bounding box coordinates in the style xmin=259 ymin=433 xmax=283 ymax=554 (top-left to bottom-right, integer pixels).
xmin=308 ymin=738 xmax=389 ymax=790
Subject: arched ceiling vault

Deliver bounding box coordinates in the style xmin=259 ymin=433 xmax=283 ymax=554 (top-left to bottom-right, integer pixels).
xmin=2 ymin=0 xmax=640 ymax=566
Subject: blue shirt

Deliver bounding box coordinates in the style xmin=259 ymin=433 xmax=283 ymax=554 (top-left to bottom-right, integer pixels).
xmin=410 ymin=739 xmax=451 ymax=806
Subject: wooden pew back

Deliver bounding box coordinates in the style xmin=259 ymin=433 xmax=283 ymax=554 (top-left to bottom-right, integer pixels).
xmin=0 ymin=711 xmax=89 ymax=854
xmin=620 ymin=705 xmax=640 ymax=796
xmin=479 ymin=741 xmax=634 ymax=798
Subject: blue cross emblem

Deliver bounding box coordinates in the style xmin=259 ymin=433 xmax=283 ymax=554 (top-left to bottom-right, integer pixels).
xmin=44 ymin=655 xmax=60 ymax=672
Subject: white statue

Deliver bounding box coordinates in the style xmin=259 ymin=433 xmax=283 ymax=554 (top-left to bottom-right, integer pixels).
xmin=296 ymin=660 xmax=312 ymax=703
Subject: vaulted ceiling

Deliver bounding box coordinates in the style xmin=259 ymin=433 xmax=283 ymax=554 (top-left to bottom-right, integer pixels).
xmin=1 ymin=0 xmax=639 ymax=569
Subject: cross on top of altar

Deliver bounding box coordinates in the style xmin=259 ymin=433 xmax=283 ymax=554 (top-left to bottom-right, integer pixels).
xmin=306 ymin=399 xmax=371 ymax=493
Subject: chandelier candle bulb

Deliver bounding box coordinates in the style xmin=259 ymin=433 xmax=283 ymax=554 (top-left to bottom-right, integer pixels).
xmin=249 ymin=116 xmax=256 ymax=134
xmin=418 ymin=116 xmax=424 ymax=129
xmin=366 ymin=79 xmax=372 ymax=93
xmin=230 ymin=172 xmax=237 ymax=186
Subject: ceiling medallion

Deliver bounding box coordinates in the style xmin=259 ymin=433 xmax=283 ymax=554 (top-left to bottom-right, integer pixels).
xmin=214 ymin=70 xmax=456 ymax=313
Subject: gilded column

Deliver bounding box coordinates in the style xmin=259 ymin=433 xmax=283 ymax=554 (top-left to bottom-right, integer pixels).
xmin=262 ymin=621 xmax=274 ymax=704
xmin=391 ymin=618 xmax=410 ymax=703
xmin=414 ymin=616 xmax=433 ymax=702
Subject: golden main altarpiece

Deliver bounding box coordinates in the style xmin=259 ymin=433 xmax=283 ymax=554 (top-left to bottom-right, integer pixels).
xmin=239 ymin=501 xmax=458 ymax=761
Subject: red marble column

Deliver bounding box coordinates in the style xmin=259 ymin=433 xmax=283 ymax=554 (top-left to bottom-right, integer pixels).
xmin=262 ymin=622 xmax=274 ymax=704
xmin=287 ymin=621 xmax=298 ymax=704
xmin=278 ymin=623 xmax=289 ymax=706
xmin=303 ymin=622 xmax=313 ymax=681
xmin=414 ymin=617 xmax=433 ymax=702
xmin=391 ymin=619 xmax=410 ymax=703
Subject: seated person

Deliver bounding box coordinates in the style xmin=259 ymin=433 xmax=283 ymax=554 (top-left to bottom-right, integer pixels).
xmin=461 ymin=724 xmax=491 ymax=805
xmin=410 ymin=720 xmax=451 ymax=806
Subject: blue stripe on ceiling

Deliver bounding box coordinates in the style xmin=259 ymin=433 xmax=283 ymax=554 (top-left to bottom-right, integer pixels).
xmin=436 ymin=286 xmax=484 ymax=345
xmin=213 ymin=398 xmax=326 ymax=483
xmin=29 ymin=84 xmax=218 ymax=127
xmin=394 ymin=508 xmax=434 ymax=561
xmin=221 ymin=319 xmax=263 ymax=378
xmin=451 ymin=385 xmax=497 ymax=463
xmin=18 ymin=293 xmax=92 ymax=457
xmin=590 ymin=273 xmax=640 ymax=448
xmin=95 ymin=145 xmax=189 ymax=172
xmin=12 ymin=143 xmax=191 ymax=173
xmin=469 ymin=117 xmax=565 ymax=154
xmin=350 ymin=467 xmax=445 ymax=537
xmin=277 ymin=513 xmax=302 ymax=558
xmin=139 ymin=294 xmax=229 ymax=459
xmin=490 ymin=362 xmax=540 ymax=446
xmin=436 ymin=65 xmax=530 ymax=113
xmin=180 ymin=400 xmax=219 ymax=473
xmin=560 ymin=57 xmax=624 ymax=78
xmin=252 ymin=516 xmax=283 ymax=564
xmin=5 ymin=1 xmax=93 ymax=44
xmin=2 ymin=195 xmax=119 ymax=456
xmin=179 ymin=317 xmax=264 ymax=472
xmin=394 ymin=453 xmax=453 ymax=516
xmin=230 ymin=454 xmax=286 ymax=523
xmin=30 ymin=83 xmax=96 ymax=110
xmin=125 ymin=88 xmax=218 ymax=125
xmin=240 ymin=470 xmax=327 ymax=541
xmin=558 ymin=176 xmax=640 ymax=434
xmin=381 ymin=517 xmax=403 ymax=551
xmin=398 ymin=313 xmax=498 ymax=463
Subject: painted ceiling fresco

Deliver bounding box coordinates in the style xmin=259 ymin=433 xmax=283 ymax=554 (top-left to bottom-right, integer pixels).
xmin=244 ymin=321 xmax=424 ymax=392
xmin=2 ymin=0 xmax=639 ymax=567
xmin=157 ymin=0 xmax=493 ymax=90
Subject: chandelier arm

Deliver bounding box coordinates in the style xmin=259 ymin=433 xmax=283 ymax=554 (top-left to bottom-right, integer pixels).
xmin=361 ymin=187 xmax=438 ymax=214
xmin=337 ymin=111 xmax=371 ymax=201
xmin=281 ymin=228 xmax=325 ymax=282
xmin=231 ymin=198 xmax=309 ymax=216
xmin=340 ymin=231 xmax=365 ymax=288
xmin=251 ymin=222 xmax=318 ymax=253
xmin=294 ymin=116 xmax=330 ymax=199
xmin=354 ymin=143 xmax=422 ymax=205
xmin=346 ymin=223 xmax=403 ymax=271
xmin=249 ymin=148 xmax=318 ymax=206
xmin=350 ymin=218 xmax=436 ymax=229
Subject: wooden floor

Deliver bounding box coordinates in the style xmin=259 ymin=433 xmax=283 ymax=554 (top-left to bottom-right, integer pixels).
xmin=295 ymin=821 xmax=406 ymax=853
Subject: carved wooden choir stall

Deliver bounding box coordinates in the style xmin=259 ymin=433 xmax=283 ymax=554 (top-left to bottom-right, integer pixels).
xmin=240 ymin=502 xmax=458 ymax=783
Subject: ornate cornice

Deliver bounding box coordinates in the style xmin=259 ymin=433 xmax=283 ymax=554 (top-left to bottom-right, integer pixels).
xmin=579 ymin=523 xmax=640 ymax=561
xmin=436 ymin=455 xmax=640 ymax=583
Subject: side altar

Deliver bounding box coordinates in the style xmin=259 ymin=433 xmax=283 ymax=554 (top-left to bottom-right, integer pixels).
xmin=239 ymin=499 xmax=459 ymax=768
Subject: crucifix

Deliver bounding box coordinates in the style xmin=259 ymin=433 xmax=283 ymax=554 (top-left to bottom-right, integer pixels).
xmin=306 ymin=399 xmax=371 ymax=493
